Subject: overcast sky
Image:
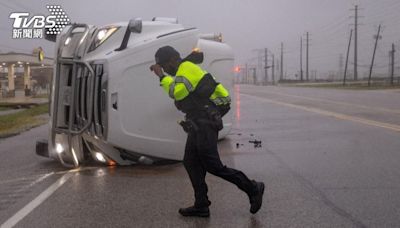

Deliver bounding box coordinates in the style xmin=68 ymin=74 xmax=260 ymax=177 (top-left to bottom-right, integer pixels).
xmin=1 ymin=0 xmax=400 ymax=78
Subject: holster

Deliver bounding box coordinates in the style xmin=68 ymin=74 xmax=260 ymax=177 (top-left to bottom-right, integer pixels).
xmin=179 ymin=119 xmax=199 ymax=133
xmin=205 ymin=106 xmax=223 ymax=131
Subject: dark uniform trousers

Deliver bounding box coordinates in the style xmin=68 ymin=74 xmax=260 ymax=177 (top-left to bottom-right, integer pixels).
xmin=183 ymin=118 xmax=256 ymax=208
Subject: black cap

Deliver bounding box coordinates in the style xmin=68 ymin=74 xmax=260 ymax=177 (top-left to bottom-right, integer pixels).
xmin=155 ymin=46 xmax=180 ymax=65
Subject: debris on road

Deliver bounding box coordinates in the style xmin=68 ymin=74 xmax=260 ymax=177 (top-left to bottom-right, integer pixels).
xmin=236 ymin=143 xmax=244 ymax=148
xmin=249 ymin=140 xmax=262 ymax=148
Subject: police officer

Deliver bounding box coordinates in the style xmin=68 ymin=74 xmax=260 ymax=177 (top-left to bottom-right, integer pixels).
xmin=150 ymin=46 xmax=264 ymax=217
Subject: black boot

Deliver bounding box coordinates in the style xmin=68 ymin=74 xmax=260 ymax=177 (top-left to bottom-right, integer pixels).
xmin=179 ymin=206 xmax=210 ymax=217
xmin=249 ymin=181 xmax=265 ymax=214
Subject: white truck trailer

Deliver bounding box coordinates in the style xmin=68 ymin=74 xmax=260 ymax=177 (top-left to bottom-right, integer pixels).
xmin=36 ymin=18 xmax=235 ymax=167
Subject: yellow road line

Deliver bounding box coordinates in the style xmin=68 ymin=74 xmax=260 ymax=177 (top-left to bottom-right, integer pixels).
xmin=243 ymin=94 xmax=400 ymax=133
xmin=251 ymin=89 xmax=400 ymax=115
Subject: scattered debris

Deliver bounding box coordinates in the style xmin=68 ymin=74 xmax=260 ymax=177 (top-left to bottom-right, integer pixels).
xmin=249 ymin=140 xmax=262 ymax=148
xmin=235 ymin=143 xmax=244 ymax=148
xmin=235 ymin=133 xmax=261 ymax=149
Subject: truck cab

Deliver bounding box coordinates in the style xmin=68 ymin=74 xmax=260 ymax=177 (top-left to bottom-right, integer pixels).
xmin=37 ymin=18 xmax=235 ymax=167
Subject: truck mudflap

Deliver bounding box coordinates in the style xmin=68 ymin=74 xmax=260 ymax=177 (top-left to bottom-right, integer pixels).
xmin=36 ymin=139 xmax=49 ymax=158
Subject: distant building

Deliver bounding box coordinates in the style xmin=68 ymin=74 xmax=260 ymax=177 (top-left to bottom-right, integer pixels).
xmin=0 ymin=50 xmax=53 ymax=98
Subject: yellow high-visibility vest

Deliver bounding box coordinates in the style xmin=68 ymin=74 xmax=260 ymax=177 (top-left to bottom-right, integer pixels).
xmin=160 ymin=61 xmax=231 ymax=105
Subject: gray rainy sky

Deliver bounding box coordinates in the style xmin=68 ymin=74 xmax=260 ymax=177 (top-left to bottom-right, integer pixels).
xmin=1 ymin=0 xmax=400 ymax=78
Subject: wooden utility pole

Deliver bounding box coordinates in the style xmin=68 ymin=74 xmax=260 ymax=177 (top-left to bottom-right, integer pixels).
xmin=272 ymin=54 xmax=275 ymax=85
xmin=300 ymin=37 xmax=303 ymax=81
xmin=280 ymin=42 xmax=284 ymax=81
xmin=391 ymin=43 xmax=395 ymax=85
xmin=343 ymin=29 xmax=353 ymax=86
xmin=264 ymin=48 xmax=268 ymax=85
xmin=245 ymin=63 xmax=248 ymax=84
xmin=252 ymin=67 xmax=257 ymax=85
xmin=306 ymin=32 xmax=310 ymax=81
xmin=368 ymin=24 xmax=382 ymax=86
xmin=354 ymin=5 xmax=359 ymax=81
xmin=339 ymin=54 xmax=344 ymax=77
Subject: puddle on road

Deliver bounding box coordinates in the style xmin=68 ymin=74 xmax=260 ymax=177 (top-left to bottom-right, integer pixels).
xmin=76 ymin=163 xmax=183 ymax=178
xmin=0 ymin=173 xmax=53 ymax=212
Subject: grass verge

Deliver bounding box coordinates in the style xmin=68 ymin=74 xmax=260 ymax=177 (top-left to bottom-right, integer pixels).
xmin=0 ymin=103 xmax=49 ymax=138
xmin=0 ymin=106 xmax=11 ymax=111
xmin=32 ymin=94 xmax=50 ymax=99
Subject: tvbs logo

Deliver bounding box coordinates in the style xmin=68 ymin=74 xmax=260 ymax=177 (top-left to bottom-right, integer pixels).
xmin=10 ymin=5 xmax=70 ymax=39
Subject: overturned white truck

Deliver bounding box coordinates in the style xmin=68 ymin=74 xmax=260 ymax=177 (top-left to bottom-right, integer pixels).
xmin=36 ymin=18 xmax=235 ymax=167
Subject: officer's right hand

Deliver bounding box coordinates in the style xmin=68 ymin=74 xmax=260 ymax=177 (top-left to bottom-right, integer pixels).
xmin=150 ymin=64 xmax=164 ymax=78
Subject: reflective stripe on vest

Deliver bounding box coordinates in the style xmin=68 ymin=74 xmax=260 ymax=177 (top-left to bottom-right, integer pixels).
xmin=174 ymin=76 xmax=194 ymax=92
xmin=168 ymin=76 xmax=194 ymax=99
xmin=161 ymin=61 xmax=230 ymax=103
xmin=168 ymin=82 xmax=176 ymax=98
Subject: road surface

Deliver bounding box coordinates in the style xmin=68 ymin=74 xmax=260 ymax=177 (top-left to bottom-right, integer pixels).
xmin=1 ymin=85 xmax=400 ymax=228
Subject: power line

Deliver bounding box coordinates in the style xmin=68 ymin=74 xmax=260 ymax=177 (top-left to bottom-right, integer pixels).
xmin=313 ymin=16 xmax=350 ymax=34
xmin=313 ymin=19 xmax=351 ymax=38
xmin=248 ymin=2 xmax=400 ymax=79
xmin=311 ymin=11 xmax=350 ymax=33
xmin=364 ymin=1 xmax=400 ymax=19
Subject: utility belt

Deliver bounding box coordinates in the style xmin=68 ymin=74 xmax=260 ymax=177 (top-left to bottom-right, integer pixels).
xmin=179 ymin=105 xmax=223 ymax=133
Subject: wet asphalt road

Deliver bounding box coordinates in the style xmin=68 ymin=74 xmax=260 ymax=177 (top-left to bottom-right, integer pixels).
xmin=1 ymin=85 xmax=400 ymax=228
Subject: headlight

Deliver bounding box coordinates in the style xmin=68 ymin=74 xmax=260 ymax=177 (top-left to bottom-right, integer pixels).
xmin=56 ymin=143 xmax=64 ymax=154
xmin=64 ymin=37 xmax=71 ymax=46
xmin=89 ymin=26 xmax=119 ymax=52
xmin=95 ymin=152 xmax=106 ymax=163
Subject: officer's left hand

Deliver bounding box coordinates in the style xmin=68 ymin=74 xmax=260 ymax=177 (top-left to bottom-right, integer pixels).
xmin=150 ymin=64 xmax=164 ymax=78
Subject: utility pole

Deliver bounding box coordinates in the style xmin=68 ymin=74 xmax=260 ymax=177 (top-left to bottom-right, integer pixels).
xmin=391 ymin=43 xmax=395 ymax=85
xmin=388 ymin=50 xmax=392 ymax=77
xmin=339 ymin=54 xmax=344 ymax=79
xmin=306 ymin=32 xmax=310 ymax=81
xmin=368 ymin=24 xmax=382 ymax=86
xmin=300 ymin=37 xmax=303 ymax=81
xmin=280 ymin=42 xmax=284 ymax=81
xmin=264 ymin=48 xmax=268 ymax=85
xmin=272 ymin=54 xmax=275 ymax=85
xmin=252 ymin=67 xmax=257 ymax=85
xmin=343 ymin=29 xmax=353 ymax=86
xmin=257 ymin=51 xmax=262 ymax=85
xmin=245 ymin=63 xmax=248 ymax=84
xmin=276 ymin=60 xmax=280 ymax=76
xmin=312 ymin=70 xmax=317 ymax=80
xmin=353 ymin=5 xmax=359 ymax=81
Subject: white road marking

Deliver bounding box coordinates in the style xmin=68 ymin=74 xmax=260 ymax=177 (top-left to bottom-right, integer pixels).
xmin=243 ymin=94 xmax=400 ymax=133
xmin=248 ymin=89 xmax=400 ymax=115
xmin=0 ymin=174 xmax=50 ymax=185
xmin=26 ymin=173 xmax=54 ymax=189
xmin=0 ymin=171 xmax=75 ymax=228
